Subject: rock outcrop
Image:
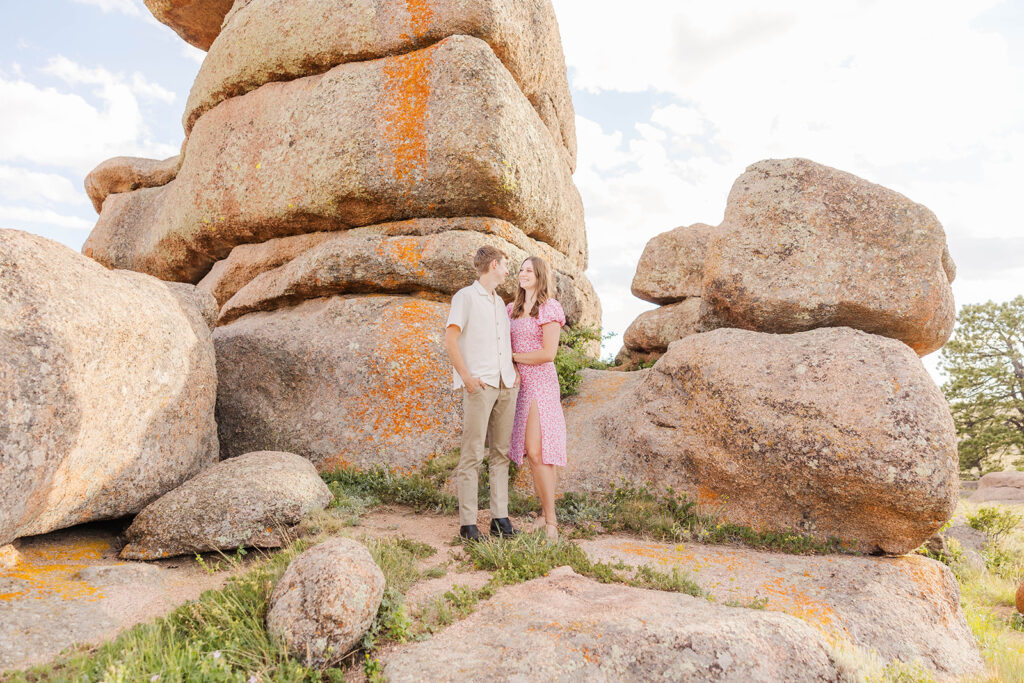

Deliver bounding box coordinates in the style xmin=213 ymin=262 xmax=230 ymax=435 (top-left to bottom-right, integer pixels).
xmin=84 ymin=155 xmax=181 ymax=213
xmin=383 ymin=566 xmax=848 ymax=681
xmin=0 ymin=229 xmax=218 ymax=547
xmin=566 ymin=327 xmax=960 ymax=554
xmin=631 ymin=222 xmax=715 ymax=304
xmin=143 ymin=0 xmax=234 ymax=50
xmin=84 ymin=35 xmax=586 ymax=282
xmin=214 ymin=296 xmax=461 ymax=470
xmin=87 ymin=1 xmax=597 ymax=474
xmin=969 ymin=471 xmax=1024 ymax=504
xmin=619 ymin=298 xmax=707 ymax=357
xmin=1017 ymin=581 xmax=1024 ymax=615
xmin=266 ymin=538 xmax=385 ymax=667
xmin=120 ymin=451 xmax=332 ymax=560
xmin=581 ymin=538 xmax=984 ymax=679
xmin=619 ymin=159 xmax=956 ymax=363
xmin=215 ymin=223 xmax=598 ymax=328
xmin=185 ymin=0 xmax=577 ymax=170
xmin=703 ymin=158 xmax=954 ymax=356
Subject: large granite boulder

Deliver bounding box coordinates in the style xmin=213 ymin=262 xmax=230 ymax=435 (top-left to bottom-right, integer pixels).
xmin=216 ymin=225 xmax=599 ymax=328
xmin=702 ymin=159 xmax=955 ymax=356
xmin=120 ymin=451 xmax=332 ymax=560
xmin=564 ymin=327 xmax=959 ymax=554
xmin=581 ymin=538 xmax=984 ymax=679
xmin=621 ymin=298 xmax=706 ymax=354
xmin=266 ymin=538 xmax=385 ymax=667
xmin=969 ymin=471 xmax=1024 ymax=504
xmin=185 ymin=0 xmax=576 ymax=170
xmin=199 ymin=216 xmax=592 ymax=313
xmin=84 ymin=154 xmax=181 ymax=213
xmin=0 ymin=229 xmax=217 ymax=546
xmin=83 ymin=36 xmax=586 ymax=283
xmin=143 ymin=0 xmax=233 ymax=50
xmin=214 ymin=295 xmax=460 ymax=471
xmin=383 ymin=566 xmax=847 ymax=680
xmin=631 ymin=223 xmax=716 ymax=304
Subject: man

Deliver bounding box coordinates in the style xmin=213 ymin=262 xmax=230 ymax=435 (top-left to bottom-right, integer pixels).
xmin=444 ymin=245 xmax=520 ymax=541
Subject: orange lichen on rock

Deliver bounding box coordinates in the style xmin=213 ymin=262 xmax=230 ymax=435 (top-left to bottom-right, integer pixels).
xmin=406 ymin=0 xmax=434 ymax=40
xmin=0 ymin=538 xmax=109 ymax=602
xmin=381 ymin=45 xmax=433 ymax=182
xmin=350 ymin=298 xmax=448 ymax=441
xmin=756 ymin=576 xmax=842 ymax=639
xmin=377 ymin=236 xmax=428 ymax=277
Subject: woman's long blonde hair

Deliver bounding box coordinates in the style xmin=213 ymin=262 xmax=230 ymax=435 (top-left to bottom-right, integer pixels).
xmin=511 ymin=256 xmax=556 ymax=318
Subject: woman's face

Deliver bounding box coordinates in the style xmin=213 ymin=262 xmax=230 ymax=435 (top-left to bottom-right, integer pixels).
xmin=519 ymin=260 xmax=537 ymax=291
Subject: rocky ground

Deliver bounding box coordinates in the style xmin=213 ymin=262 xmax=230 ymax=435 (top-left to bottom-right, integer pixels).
xmin=2 ymin=490 xmax=1022 ymax=681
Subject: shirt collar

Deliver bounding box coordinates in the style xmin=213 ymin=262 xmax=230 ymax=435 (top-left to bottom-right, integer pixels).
xmin=472 ymin=280 xmax=492 ymax=297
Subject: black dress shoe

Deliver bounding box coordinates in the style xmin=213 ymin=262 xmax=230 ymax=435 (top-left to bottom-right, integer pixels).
xmin=459 ymin=524 xmax=484 ymax=542
xmin=489 ymin=517 xmax=519 ymax=538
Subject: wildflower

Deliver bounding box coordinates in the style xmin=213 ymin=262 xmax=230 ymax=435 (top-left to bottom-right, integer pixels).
xmin=211 ymin=650 xmax=222 ymax=660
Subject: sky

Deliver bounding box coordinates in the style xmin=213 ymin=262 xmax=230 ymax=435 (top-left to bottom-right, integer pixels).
xmin=2 ymin=0 xmax=1022 ymax=378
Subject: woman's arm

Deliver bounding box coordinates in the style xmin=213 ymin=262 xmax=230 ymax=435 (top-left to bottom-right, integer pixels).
xmin=513 ymin=322 xmax=561 ymax=365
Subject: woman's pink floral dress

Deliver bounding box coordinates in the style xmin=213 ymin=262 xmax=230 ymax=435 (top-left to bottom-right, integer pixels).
xmin=507 ymin=299 xmax=567 ymax=467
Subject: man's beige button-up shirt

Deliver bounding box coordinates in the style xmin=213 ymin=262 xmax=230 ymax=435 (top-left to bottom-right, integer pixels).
xmin=446 ymin=280 xmax=517 ymax=390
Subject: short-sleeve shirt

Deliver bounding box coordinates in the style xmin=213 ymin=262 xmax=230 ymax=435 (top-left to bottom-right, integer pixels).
xmin=446 ymin=280 xmax=517 ymax=390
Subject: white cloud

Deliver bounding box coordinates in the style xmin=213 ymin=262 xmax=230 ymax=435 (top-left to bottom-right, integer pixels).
xmin=71 ymin=0 xmax=142 ymax=16
xmin=0 ymin=205 xmax=93 ymax=230
xmin=556 ymin=0 xmax=1024 ymax=361
xmin=0 ymin=165 xmax=88 ymax=206
xmin=181 ymin=44 xmax=207 ymax=65
xmin=0 ymin=56 xmax=178 ymax=175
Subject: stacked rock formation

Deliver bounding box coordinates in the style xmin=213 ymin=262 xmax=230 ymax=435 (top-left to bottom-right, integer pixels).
xmin=81 ymin=0 xmax=599 ymax=472
xmin=619 ymin=158 xmax=955 ymax=364
xmin=567 ymin=159 xmax=959 ymax=555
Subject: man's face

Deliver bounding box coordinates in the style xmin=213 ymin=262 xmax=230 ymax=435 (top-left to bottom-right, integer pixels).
xmin=494 ymin=257 xmax=510 ymax=281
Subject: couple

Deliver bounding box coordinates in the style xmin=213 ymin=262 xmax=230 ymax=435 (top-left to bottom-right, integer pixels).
xmin=444 ymin=246 xmax=566 ymax=543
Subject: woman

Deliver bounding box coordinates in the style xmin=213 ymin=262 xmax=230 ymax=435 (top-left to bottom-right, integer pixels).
xmin=507 ymin=256 xmax=567 ymax=541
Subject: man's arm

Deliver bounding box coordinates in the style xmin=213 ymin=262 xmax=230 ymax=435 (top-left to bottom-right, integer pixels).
xmin=445 ymin=325 xmax=486 ymax=393
xmin=511 ymin=322 xmax=561 ymax=365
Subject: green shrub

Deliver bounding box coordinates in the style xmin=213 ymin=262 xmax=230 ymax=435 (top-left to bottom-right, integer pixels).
xmin=554 ymin=325 xmax=612 ymax=398
xmin=967 ymin=505 xmax=1024 ymax=543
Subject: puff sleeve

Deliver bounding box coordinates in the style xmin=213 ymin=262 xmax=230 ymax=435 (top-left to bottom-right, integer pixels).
xmin=537 ymin=298 xmax=566 ymax=327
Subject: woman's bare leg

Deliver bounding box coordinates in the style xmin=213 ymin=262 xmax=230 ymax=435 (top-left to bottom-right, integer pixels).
xmin=525 ymin=400 xmax=557 ymax=532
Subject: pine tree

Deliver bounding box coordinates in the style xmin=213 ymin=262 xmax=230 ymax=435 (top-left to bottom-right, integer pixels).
xmin=940 ymin=296 xmax=1024 ymax=474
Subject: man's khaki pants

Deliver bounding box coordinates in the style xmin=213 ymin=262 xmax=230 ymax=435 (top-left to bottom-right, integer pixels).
xmin=455 ymin=380 xmax=519 ymax=527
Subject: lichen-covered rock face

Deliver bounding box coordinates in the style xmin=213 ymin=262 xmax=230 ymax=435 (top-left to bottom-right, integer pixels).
xmin=702 ymin=158 xmax=955 ymax=356
xmin=969 ymin=471 xmax=1024 ymax=504
xmin=84 ymin=155 xmax=181 ymax=213
xmin=143 ymin=0 xmax=234 ymax=50
xmin=83 ymin=35 xmax=586 ymax=283
xmin=216 ymin=224 xmax=599 ymax=329
xmin=266 ymin=538 xmax=385 ymax=668
xmin=0 ymin=229 xmax=217 ymax=547
xmin=581 ymin=538 xmax=984 ymax=679
xmin=631 ymin=223 xmax=716 ymax=305
xmin=383 ymin=566 xmax=847 ymax=681
xmin=214 ymin=295 xmax=460 ymax=471
xmin=566 ymin=327 xmax=960 ymax=555
xmin=186 ymin=0 xmax=576 ymax=170
xmin=119 ymin=451 xmax=332 ymax=560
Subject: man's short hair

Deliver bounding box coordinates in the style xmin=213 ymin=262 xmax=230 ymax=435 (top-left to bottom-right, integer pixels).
xmin=473 ymin=245 xmax=508 ymax=274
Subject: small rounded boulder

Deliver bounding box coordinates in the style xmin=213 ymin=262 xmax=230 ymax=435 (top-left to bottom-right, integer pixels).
xmin=266 ymin=538 xmax=385 ymax=668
